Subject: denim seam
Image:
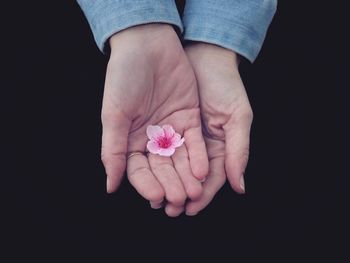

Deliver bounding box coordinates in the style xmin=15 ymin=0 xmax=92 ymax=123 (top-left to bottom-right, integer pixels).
xmin=184 ymin=25 xmax=261 ymax=62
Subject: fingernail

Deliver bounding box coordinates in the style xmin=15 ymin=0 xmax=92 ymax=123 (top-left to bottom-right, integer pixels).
xmin=150 ymin=202 xmax=163 ymax=209
xmin=106 ymin=177 xmax=111 ymax=193
xmin=240 ymin=175 xmax=245 ymax=193
xmin=185 ymin=211 xmax=198 ymax=216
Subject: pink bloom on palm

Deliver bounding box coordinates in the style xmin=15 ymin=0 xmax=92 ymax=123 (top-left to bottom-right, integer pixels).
xmin=146 ymin=124 xmax=185 ymax=157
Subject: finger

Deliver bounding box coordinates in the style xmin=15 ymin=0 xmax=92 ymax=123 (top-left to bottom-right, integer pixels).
xmin=172 ymin=145 xmax=203 ymax=200
xmin=101 ymin=108 xmax=131 ymax=193
xmin=165 ymin=203 xmax=184 ymax=217
xmin=184 ymin=126 xmax=209 ymax=180
xmin=127 ymin=154 xmax=165 ymax=203
xmin=186 ymin=157 xmax=226 ymax=216
xmin=223 ymin=113 xmax=253 ymax=194
xmin=149 ymin=154 xmax=187 ymax=206
xmin=150 ymin=201 xmax=164 ymax=209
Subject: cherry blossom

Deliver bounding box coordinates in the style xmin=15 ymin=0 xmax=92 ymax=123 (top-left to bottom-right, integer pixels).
xmin=146 ymin=124 xmax=185 ymax=157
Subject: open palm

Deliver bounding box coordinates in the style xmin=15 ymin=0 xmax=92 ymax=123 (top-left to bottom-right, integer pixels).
xmin=101 ymin=25 xmax=208 ymax=216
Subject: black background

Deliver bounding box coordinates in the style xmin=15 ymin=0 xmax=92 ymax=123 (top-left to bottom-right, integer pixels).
xmin=5 ymin=0 xmax=349 ymax=261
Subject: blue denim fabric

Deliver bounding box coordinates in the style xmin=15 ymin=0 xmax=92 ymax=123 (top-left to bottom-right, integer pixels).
xmin=77 ymin=0 xmax=276 ymax=62
xmin=183 ymin=0 xmax=277 ymax=62
xmin=77 ymin=0 xmax=183 ymax=52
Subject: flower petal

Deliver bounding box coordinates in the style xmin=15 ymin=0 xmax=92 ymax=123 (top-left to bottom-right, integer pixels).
xmin=162 ymin=124 xmax=175 ymax=138
xmin=157 ymin=147 xmax=176 ymax=157
xmin=147 ymin=140 xmax=161 ymax=154
xmin=172 ymin=133 xmax=185 ymax=148
xmin=146 ymin=125 xmax=164 ymax=140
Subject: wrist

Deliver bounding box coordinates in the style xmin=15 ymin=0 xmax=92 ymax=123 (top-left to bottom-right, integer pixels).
xmin=185 ymin=42 xmax=240 ymax=69
xmin=109 ymin=23 xmax=175 ymax=53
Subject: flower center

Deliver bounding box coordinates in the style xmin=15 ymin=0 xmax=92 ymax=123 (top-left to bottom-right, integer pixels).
xmin=157 ymin=136 xmax=172 ymax=148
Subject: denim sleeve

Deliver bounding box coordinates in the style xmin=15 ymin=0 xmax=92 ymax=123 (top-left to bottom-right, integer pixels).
xmin=182 ymin=0 xmax=277 ymax=62
xmin=77 ymin=0 xmax=183 ymax=52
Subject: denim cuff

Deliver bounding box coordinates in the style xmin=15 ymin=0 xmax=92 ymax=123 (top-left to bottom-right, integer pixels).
xmin=77 ymin=0 xmax=183 ymax=53
xmin=182 ymin=0 xmax=277 ymax=62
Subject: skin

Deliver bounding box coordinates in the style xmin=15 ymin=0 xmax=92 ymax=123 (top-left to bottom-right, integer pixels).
xmin=101 ymin=24 xmax=253 ymax=217
xmin=101 ymin=24 xmax=208 ymax=217
xmin=184 ymin=43 xmax=253 ymax=215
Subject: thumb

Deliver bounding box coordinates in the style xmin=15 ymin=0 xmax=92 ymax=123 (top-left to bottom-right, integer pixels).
xmin=223 ymin=111 xmax=253 ymax=194
xmin=101 ymin=105 xmax=131 ymax=193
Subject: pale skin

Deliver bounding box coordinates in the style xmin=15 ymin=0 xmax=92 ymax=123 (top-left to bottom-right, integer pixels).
xmin=185 ymin=43 xmax=253 ymax=215
xmin=101 ymin=24 xmax=253 ymax=216
xmin=102 ymin=24 xmax=208 ymax=217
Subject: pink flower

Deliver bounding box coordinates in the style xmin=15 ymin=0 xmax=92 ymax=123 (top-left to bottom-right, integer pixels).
xmin=146 ymin=124 xmax=185 ymax=157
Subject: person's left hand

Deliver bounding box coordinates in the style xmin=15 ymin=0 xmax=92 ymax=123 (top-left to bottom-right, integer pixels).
xmin=184 ymin=43 xmax=253 ymax=215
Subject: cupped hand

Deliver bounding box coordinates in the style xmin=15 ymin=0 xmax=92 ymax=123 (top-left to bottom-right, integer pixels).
xmin=185 ymin=43 xmax=254 ymax=215
xmin=101 ymin=24 xmax=208 ymax=217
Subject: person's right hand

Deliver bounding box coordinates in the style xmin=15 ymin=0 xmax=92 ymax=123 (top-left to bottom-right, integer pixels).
xmin=101 ymin=24 xmax=208 ymax=217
